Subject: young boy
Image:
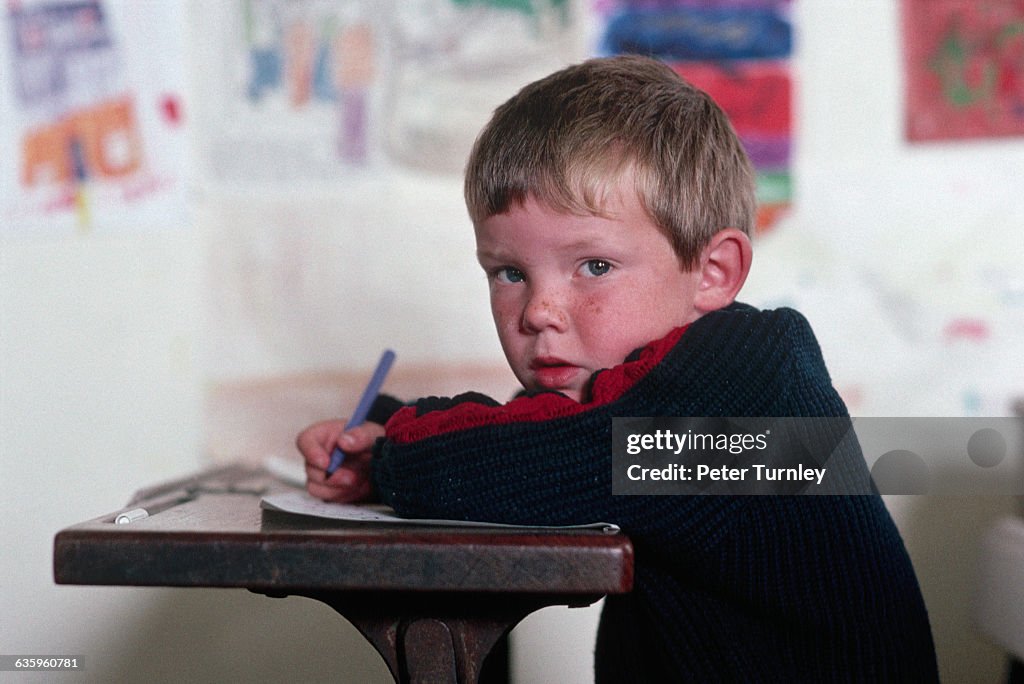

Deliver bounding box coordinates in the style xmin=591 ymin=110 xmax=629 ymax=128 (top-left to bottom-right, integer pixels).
xmin=298 ymin=55 xmax=938 ymax=681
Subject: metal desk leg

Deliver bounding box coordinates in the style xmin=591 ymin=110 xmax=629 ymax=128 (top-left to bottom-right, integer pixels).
xmin=300 ymin=592 xmax=598 ymax=684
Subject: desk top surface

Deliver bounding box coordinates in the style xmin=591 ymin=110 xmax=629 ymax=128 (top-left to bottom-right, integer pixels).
xmin=54 ymin=465 xmax=634 ymax=596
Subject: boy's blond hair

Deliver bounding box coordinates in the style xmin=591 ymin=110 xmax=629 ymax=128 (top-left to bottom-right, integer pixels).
xmin=464 ymin=54 xmax=756 ymax=267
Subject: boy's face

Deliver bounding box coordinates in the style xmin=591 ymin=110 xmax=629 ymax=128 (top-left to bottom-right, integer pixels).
xmin=475 ymin=185 xmax=703 ymax=402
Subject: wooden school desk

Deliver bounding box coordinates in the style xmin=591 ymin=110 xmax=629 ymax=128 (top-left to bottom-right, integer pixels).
xmin=53 ymin=464 xmax=634 ymax=683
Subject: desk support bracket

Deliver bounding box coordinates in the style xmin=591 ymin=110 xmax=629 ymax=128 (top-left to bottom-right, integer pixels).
xmin=293 ymin=591 xmax=602 ymax=684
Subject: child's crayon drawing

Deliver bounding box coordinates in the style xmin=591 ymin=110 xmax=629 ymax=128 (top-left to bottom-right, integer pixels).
xmin=600 ymin=4 xmax=791 ymax=60
xmin=903 ymin=0 xmax=1024 ymax=141
xmin=213 ymin=0 xmax=380 ymax=175
xmin=380 ymin=0 xmax=575 ymax=173
xmin=593 ymin=0 xmax=793 ymax=232
xmin=3 ymin=0 xmax=186 ymax=233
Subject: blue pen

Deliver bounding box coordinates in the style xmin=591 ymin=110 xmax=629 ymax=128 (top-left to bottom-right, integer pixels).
xmin=325 ymin=349 xmax=396 ymax=477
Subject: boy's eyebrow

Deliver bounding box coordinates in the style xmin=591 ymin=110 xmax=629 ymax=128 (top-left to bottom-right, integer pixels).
xmin=475 ymin=247 xmax=507 ymax=264
xmin=476 ymin=233 xmax=623 ymax=265
xmin=559 ymin=235 xmax=613 ymax=252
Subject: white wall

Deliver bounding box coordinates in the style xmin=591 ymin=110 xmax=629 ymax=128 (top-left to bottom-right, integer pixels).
xmin=2 ymin=1 xmax=1023 ymax=683
xmin=0 ymin=231 xmax=204 ymax=679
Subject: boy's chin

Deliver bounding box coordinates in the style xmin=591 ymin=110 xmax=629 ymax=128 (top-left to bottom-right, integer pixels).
xmin=519 ymin=379 xmax=584 ymax=403
xmin=557 ymin=388 xmax=584 ymax=403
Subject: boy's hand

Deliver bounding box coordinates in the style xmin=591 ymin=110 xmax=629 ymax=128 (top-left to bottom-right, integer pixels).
xmin=296 ymin=419 xmax=385 ymax=503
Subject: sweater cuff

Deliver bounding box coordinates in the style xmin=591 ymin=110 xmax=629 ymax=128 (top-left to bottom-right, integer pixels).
xmin=367 ymin=393 xmax=406 ymax=426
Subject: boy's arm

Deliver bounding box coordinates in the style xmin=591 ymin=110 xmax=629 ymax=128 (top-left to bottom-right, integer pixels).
xmin=370 ymin=305 xmax=856 ymax=555
xmin=371 ymin=403 xmax=745 ymax=556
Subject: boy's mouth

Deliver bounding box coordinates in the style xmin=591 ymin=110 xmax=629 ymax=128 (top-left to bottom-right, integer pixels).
xmin=529 ymin=357 xmax=580 ymax=390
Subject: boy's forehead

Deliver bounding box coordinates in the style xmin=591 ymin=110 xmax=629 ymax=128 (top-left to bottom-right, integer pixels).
xmin=476 ymin=178 xmax=641 ymax=226
xmin=475 ymin=227 xmax=610 ymax=255
xmin=473 ymin=190 xmax=662 ymax=252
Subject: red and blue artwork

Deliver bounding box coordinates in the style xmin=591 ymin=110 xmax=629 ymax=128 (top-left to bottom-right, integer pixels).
xmin=593 ymin=0 xmax=790 ymax=232
xmin=903 ymin=0 xmax=1024 ymax=141
xmin=593 ymin=0 xmax=794 ymax=232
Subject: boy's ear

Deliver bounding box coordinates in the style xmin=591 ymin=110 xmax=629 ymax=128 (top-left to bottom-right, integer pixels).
xmin=692 ymin=228 xmax=753 ymax=314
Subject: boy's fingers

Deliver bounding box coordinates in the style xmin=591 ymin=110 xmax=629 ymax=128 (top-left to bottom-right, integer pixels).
xmin=306 ymin=480 xmax=347 ymax=503
xmin=338 ymin=422 xmax=385 ymax=450
xmin=335 ymin=431 xmax=358 ymax=452
xmin=306 ymin=475 xmax=371 ymax=504
xmin=296 ymin=420 xmax=348 ymax=468
xmin=327 ymin=466 xmax=357 ymax=486
xmin=297 ymin=420 xmax=383 ymax=455
xmin=296 ymin=426 xmax=325 ymax=454
xmin=297 ymin=420 xmax=381 ymax=501
xmin=305 ymin=461 xmax=355 ymax=486
xmin=302 ymin=444 xmax=332 ymax=471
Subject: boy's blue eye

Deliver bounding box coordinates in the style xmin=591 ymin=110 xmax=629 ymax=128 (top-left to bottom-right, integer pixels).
xmin=496 ymin=267 xmax=525 ymax=284
xmin=583 ymin=259 xmax=611 ymax=277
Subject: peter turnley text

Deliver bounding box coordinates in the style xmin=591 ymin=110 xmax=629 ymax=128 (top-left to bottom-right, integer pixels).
xmin=620 ymin=427 xmax=827 ymax=487
xmin=626 ymin=463 xmax=827 ymax=486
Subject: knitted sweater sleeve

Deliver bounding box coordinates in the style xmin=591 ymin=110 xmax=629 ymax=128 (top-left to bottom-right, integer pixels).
xmin=372 ymin=305 xmax=847 ymax=552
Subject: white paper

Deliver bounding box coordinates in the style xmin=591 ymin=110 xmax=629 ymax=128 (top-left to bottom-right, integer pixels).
xmin=260 ymin=491 xmax=620 ymax=533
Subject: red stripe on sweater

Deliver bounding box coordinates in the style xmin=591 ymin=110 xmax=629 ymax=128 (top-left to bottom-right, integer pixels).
xmin=385 ymin=325 xmax=689 ymax=444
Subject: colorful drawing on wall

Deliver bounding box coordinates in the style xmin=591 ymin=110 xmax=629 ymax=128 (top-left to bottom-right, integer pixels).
xmin=1 ymin=0 xmax=188 ymax=234
xmin=382 ymin=0 xmax=575 ymax=174
xmin=201 ymin=0 xmax=383 ymax=184
xmin=204 ymin=0 xmax=577 ymax=181
xmin=593 ymin=0 xmax=794 ymax=232
xmin=241 ymin=0 xmax=376 ymax=157
xmin=903 ymin=0 xmax=1024 ymax=142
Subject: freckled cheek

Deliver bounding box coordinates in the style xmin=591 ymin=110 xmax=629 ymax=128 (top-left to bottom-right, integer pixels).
xmin=581 ymin=292 xmax=644 ymax=350
xmin=582 ymin=295 xmax=602 ymax=317
xmin=490 ymin=296 xmax=522 ymax=332
xmin=579 ymin=286 xmax=630 ymax=323
xmin=568 ymin=297 xmax=610 ymax=347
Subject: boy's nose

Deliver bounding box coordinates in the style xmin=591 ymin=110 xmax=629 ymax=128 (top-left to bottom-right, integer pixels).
xmin=521 ymin=288 xmax=568 ymax=333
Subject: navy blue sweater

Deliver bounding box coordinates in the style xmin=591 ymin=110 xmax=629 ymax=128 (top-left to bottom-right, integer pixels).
xmin=372 ymin=304 xmax=938 ymax=682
